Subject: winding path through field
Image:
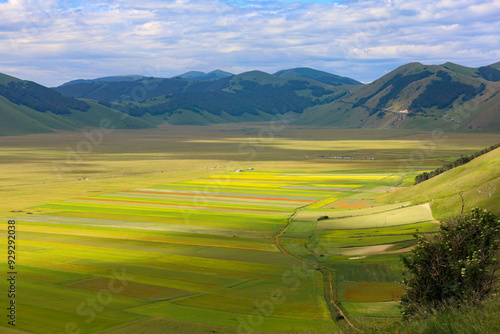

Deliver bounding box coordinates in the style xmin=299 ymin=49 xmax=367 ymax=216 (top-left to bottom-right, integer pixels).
xmin=274 ymin=202 xmax=360 ymax=332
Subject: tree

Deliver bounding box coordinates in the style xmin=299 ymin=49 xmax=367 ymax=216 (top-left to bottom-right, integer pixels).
xmin=400 ymin=208 xmax=500 ymax=319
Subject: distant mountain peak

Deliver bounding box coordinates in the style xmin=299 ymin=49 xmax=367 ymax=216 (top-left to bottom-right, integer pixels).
xmin=174 ymin=70 xmax=234 ymax=81
xmin=60 ymin=75 xmax=145 ymax=87
xmin=174 ymin=71 xmax=206 ymax=79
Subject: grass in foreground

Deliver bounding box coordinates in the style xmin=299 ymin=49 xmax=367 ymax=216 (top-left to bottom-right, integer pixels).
xmin=349 ymin=295 xmax=500 ymax=334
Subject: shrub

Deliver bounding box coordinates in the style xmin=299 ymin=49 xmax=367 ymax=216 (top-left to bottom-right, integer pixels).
xmin=400 ymin=208 xmax=500 ymax=319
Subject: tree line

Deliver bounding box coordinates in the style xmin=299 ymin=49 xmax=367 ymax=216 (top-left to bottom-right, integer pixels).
xmin=414 ymin=142 xmax=500 ymax=185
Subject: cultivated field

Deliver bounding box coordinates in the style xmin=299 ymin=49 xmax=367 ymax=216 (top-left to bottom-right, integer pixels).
xmin=1 ymin=124 xmax=498 ymax=333
xmin=8 ymin=171 xmax=339 ymax=333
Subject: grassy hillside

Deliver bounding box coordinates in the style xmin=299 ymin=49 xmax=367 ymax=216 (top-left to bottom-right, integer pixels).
xmin=385 ymin=147 xmax=500 ymax=218
xmin=0 ymin=73 xmax=155 ymax=135
xmin=296 ymin=62 xmax=500 ymax=132
xmin=59 ymin=70 xmax=354 ymax=125
xmin=65 ymin=100 xmax=155 ymax=129
xmin=4 ymin=61 xmax=500 ymax=133
xmin=0 ymin=72 xmax=23 ymax=85
xmin=0 ymin=97 xmax=154 ymax=136
xmin=0 ymin=96 xmax=73 ymax=135
xmin=488 ymin=61 xmax=500 ymax=70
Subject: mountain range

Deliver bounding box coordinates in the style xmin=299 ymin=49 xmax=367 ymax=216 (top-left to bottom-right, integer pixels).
xmin=296 ymin=62 xmax=500 ymax=131
xmin=1 ymin=63 xmax=499 ymax=136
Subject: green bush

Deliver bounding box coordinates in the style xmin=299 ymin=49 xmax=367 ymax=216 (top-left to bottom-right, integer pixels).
xmin=400 ymin=208 xmax=500 ymax=319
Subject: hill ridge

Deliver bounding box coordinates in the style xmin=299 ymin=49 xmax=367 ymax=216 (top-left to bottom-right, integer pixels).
xmin=1 ymin=61 xmax=499 ymax=135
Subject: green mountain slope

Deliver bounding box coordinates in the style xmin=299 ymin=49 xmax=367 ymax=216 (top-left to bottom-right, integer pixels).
xmin=296 ymin=62 xmax=500 ymax=131
xmin=0 ymin=73 xmax=23 ymax=85
xmin=4 ymin=61 xmax=499 ymax=133
xmin=0 ymin=73 xmax=154 ymax=136
xmin=55 ymin=70 xmax=356 ymax=125
xmin=386 ymin=147 xmax=500 ymax=218
xmin=273 ymin=67 xmax=363 ymax=85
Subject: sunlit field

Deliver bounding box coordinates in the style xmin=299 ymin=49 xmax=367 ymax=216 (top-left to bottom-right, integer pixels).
xmin=1 ymin=124 xmax=498 ymax=333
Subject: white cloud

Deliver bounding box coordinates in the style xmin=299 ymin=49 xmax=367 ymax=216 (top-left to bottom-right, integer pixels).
xmin=0 ymin=0 xmax=498 ymax=86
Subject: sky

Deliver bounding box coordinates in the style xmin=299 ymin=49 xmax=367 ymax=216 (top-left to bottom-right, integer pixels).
xmin=0 ymin=0 xmax=499 ymax=86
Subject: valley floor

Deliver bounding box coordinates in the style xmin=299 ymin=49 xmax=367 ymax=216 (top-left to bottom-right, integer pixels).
xmin=1 ymin=124 xmax=498 ymax=333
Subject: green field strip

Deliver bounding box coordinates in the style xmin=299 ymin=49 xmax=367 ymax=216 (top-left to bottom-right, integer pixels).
xmin=184 ymin=179 xmax=299 ymax=188
xmin=74 ymin=194 xmax=295 ymax=212
xmin=65 ymin=256 xmax=288 ymax=288
xmin=141 ymin=186 xmax=325 ymax=200
xmin=18 ymin=220 xmax=278 ymax=251
xmin=283 ymin=220 xmax=318 ymax=237
xmin=176 ymin=292 xmax=329 ymax=321
xmin=125 ymin=301 xmax=334 ymax=332
xmin=65 ymin=266 xmax=235 ymax=296
xmin=20 ymin=234 xmax=205 ymax=258
xmin=44 ymin=211 xmax=285 ymax=233
xmin=320 ymin=237 xmax=416 ymax=252
xmin=342 ymin=301 xmax=400 ymax=318
xmin=226 ymin=278 xmax=264 ymax=289
xmin=324 ymin=262 xmax=402 ymax=282
xmin=65 ymin=276 xmax=196 ymax=301
xmin=91 ymin=316 xmax=329 ymax=334
xmin=14 ymin=256 xmax=105 ymax=276
xmin=283 ymin=172 xmax=392 ymax=179
xmin=9 ymin=303 xmax=142 ymax=334
xmin=16 ymin=265 xmax=93 ymax=284
xmin=20 ymin=231 xmax=283 ymax=261
xmin=281 ymin=242 xmax=313 ymax=259
xmin=194 ymin=181 xmax=363 ymax=191
xmin=308 ymin=223 xmax=435 ymax=249
xmin=18 ymin=218 xmax=228 ymax=240
xmin=17 ymin=279 xmax=149 ymax=313
xmin=316 ymin=204 xmax=434 ymax=230
xmin=198 ymin=178 xmax=299 ymax=184
xmin=20 ymin=214 xmax=284 ymax=238
xmin=18 ymin=246 xmax=99 ymax=264
xmin=131 ymin=189 xmax=320 ymax=204
xmin=205 ymin=171 xmax=368 ymax=182
xmin=298 ymin=202 xmax=411 ymax=217
xmin=97 ymin=193 xmax=300 ymax=209
xmin=177 ymin=247 xmax=296 ymax=267
xmin=20 ymin=243 xmax=168 ymax=268
xmin=36 ymin=202 xmax=291 ymax=220
xmin=149 ymin=254 xmax=292 ymax=279
xmin=72 ymin=260 xmax=245 ymax=288
xmin=281 ymin=185 xmax=356 ymax=191
xmin=199 ymin=175 xmax=357 ymax=183
xmin=18 ymin=214 xmax=192 ymax=226
xmin=63 ymin=198 xmax=293 ymax=216
xmin=312 ymin=221 xmax=438 ymax=242
xmin=310 ymin=181 xmax=376 ymax=186
xmin=133 ymin=260 xmax=286 ymax=283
